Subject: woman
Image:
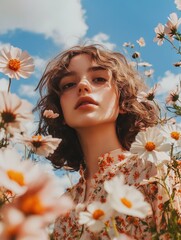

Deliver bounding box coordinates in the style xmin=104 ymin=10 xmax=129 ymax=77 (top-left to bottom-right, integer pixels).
xmin=35 ymin=45 xmax=179 ymax=239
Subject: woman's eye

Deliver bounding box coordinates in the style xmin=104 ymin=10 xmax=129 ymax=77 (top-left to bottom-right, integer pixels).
xmin=93 ymin=77 xmax=107 ymax=83
xmin=60 ymin=82 xmax=76 ymax=91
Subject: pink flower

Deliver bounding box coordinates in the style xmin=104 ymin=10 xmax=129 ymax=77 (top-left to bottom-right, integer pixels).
xmin=154 ymin=23 xmax=165 ymax=45
xmin=18 ymin=134 xmax=62 ymax=157
xmin=165 ymin=12 xmax=181 ymax=41
xmin=175 ymin=0 xmax=181 ymax=10
xmin=136 ymin=37 xmax=146 ymax=47
xmin=43 ymin=109 xmax=59 ymax=119
xmin=144 ymin=69 xmax=154 ymax=77
xmin=137 ymin=84 xmax=159 ymax=102
xmin=0 ymin=45 xmax=34 ymax=80
xmin=138 ymin=62 xmax=152 ymax=67
xmin=166 ymin=85 xmax=180 ymax=105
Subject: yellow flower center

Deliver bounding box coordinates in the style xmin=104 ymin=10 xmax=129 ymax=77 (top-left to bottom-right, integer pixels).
xmin=8 ymin=59 xmax=21 ymax=71
xmin=7 ymin=170 xmax=25 ymax=186
xmin=121 ymin=197 xmax=132 ymax=208
xmin=92 ymin=209 xmax=105 ymax=220
xmin=171 ymin=131 xmax=180 ymax=140
xmin=32 ymin=135 xmax=42 ymax=141
xmin=21 ymin=195 xmax=45 ymax=214
xmin=145 ymin=141 xmax=156 ymax=151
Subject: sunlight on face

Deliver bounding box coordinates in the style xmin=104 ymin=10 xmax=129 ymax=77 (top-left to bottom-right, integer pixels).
xmin=59 ymin=54 xmax=120 ymax=129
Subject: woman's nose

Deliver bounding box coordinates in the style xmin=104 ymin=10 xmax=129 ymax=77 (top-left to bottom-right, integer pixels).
xmin=78 ymin=79 xmax=91 ymax=95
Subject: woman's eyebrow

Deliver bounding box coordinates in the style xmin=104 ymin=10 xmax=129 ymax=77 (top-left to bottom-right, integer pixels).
xmin=87 ymin=66 xmax=107 ymax=72
xmin=61 ymin=66 xmax=107 ymax=79
xmin=61 ymin=71 xmax=76 ymax=79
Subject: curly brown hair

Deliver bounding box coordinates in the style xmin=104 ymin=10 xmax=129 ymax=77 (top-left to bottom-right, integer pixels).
xmin=34 ymin=44 xmax=157 ymax=171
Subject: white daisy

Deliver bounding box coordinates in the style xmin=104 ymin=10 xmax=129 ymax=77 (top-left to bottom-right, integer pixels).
xmin=18 ymin=134 xmax=62 ymax=157
xmin=161 ymin=124 xmax=181 ymax=147
xmin=153 ymin=23 xmax=165 ymax=45
xmin=79 ymin=201 xmax=113 ymax=232
xmin=104 ymin=175 xmax=151 ymax=219
xmin=0 ymin=45 xmax=34 ymax=80
xmin=0 ymin=91 xmax=33 ymax=134
xmin=130 ymin=127 xmax=171 ymax=165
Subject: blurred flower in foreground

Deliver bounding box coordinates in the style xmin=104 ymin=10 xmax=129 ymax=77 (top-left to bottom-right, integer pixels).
xmin=0 ymin=91 xmax=33 ymax=134
xmin=79 ymin=201 xmax=113 ymax=232
xmin=18 ymin=134 xmax=61 ymax=157
xmin=130 ymin=127 xmax=171 ymax=165
xmin=161 ymin=124 xmax=181 ymax=147
xmin=175 ymin=0 xmax=181 ymax=10
xmin=43 ymin=110 xmax=59 ymax=119
xmin=136 ymin=37 xmax=146 ymax=47
xmin=0 ymin=147 xmax=43 ymax=196
xmin=154 ymin=23 xmax=165 ymax=45
xmin=0 ymin=207 xmax=48 ymax=240
xmin=0 ymin=45 xmax=34 ymax=80
xmin=104 ymin=175 xmax=151 ymax=218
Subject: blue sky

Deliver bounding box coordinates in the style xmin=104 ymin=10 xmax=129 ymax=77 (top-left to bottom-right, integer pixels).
xmin=0 ymin=0 xmax=181 ymax=126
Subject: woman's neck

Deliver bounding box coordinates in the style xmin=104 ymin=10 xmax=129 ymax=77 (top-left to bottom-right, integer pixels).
xmin=76 ymin=123 xmax=122 ymax=180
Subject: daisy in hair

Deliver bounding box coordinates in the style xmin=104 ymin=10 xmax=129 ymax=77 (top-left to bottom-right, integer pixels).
xmin=130 ymin=126 xmax=171 ymax=165
xmin=154 ymin=23 xmax=165 ymax=45
xmin=137 ymin=84 xmax=159 ymax=103
xmin=0 ymin=91 xmax=33 ymax=135
xmin=0 ymin=45 xmax=34 ymax=80
xmin=43 ymin=109 xmax=59 ymax=119
xmin=161 ymin=124 xmax=181 ymax=147
xmin=79 ymin=201 xmax=113 ymax=232
xmin=104 ymin=175 xmax=151 ymax=219
xmin=18 ymin=134 xmax=61 ymax=157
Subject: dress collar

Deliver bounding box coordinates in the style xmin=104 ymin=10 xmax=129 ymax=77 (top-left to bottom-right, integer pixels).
xmin=79 ymin=148 xmax=131 ymax=177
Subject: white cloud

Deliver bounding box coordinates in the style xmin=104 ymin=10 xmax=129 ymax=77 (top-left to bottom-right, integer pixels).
xmin=0 ymin=78 xmax=9 ymax=91
xmin=0 ymin=41 xmax=10 ymax=50
xmin=86 ymin=33 xmax=116 ymax=50
xmin=157 ymin=70 xmax=181 ymax=95
xmin=18 ymin=84 xmax=37 ymax=98
xmin=33 ymin=56 xmax=48 ymax=78
xmin=0 ymin=0 xmax=88 ymax=48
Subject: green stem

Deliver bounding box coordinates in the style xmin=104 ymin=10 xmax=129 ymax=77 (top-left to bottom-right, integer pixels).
xmin=8 ymin=78 xmax=12 ymax=92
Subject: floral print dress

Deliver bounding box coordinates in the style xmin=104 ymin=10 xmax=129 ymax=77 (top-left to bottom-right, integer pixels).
xmin=53 ymin=149 xmax=180 ymax=240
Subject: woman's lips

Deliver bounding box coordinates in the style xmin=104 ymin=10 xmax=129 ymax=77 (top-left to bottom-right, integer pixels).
xmin=75 ymin=97 xmax=98 ymax=109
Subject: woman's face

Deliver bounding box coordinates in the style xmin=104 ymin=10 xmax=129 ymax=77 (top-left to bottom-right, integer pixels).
xmin=59 ymin=54 xmax=120 ymax=129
